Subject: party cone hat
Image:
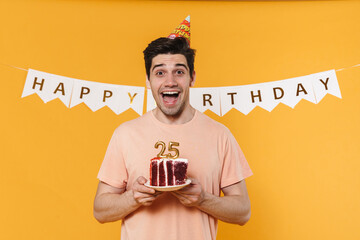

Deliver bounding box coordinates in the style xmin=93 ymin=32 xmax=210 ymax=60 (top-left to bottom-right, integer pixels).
xmin=168 ymin=15 xmax=191 ymax=45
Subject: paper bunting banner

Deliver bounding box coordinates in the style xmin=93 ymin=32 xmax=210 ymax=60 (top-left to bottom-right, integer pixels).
xmin=22 ymin=69 xmax=145 ymax=115
xmin=22 ymin=69 xmax=74 ymax=107
xmin=220 ymin=85 xmax=252 ymax=115
xmin=220 ymin=70 xmax=340 ymax=116
xmin=21 ymin=69 xmax=341 ymax=116
xmin=70 ymin=80 xmax=144 ymax=115
xmin=70 ymin=80 xmax=118 ymax=112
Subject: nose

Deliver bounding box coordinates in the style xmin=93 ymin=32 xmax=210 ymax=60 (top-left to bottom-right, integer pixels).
xmin=164 ymin=74 xmax=178 ymax=87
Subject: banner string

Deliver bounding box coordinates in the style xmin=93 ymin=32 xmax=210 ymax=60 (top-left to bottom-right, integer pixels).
xmin=0 ymin=62 xmax=28 ymax=72
xmin=1 ymin=60 xmax=360 ymax=76
xmin=335 ymin=63 xmax=360 ymax=72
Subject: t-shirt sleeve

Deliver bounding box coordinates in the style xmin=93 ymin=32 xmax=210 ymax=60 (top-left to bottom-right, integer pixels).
xmin=220 ymin=129 xmax=253 ymax=189
xmin=97 ymin=127 xmax=128 ymax=189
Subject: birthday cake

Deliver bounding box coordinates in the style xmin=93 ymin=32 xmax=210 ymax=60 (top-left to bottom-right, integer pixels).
xmin=150 ymin=157 xmax=188 ymax=186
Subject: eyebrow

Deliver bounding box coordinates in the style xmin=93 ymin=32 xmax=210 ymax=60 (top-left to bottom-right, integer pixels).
xmin=151 ymin=63 xmax=189 ymax=72
xmin=175 ymin=64 xmax=189 ymax=70
xmin=152 ymin=64 xmax=164 ymax=72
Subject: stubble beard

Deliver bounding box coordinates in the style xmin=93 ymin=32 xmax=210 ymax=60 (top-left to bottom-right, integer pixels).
xmin=157 ymin=98 xmax=186 ymax=117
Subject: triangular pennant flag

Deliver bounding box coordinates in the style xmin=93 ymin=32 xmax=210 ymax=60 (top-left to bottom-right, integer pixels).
xmin=311 ymin=70 xmax=342 ymax=103
xmin=22 ymin=69 xmax=74 ymax=107
xmin=146 ymin=89 xmax=157 ymax=112
xmin=190 ymin=87 xmax=221 ymax=116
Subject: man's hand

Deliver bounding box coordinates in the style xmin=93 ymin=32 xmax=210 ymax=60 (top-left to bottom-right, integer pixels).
xmin=171 ymin=178 xmax=205 ymax=207
xmin=171 ymin=179 xmax=251 ymax=225
xmin=93 ymin=177 xmax=162 ymax=223
xmin=132 ymin=176 xmax=162 ymax=206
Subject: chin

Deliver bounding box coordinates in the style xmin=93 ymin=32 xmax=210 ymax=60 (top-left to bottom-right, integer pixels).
xmin=160 ymin=108 xmax=182 ymax=117
xmin=158 ymin=104 xmax=184 ymax=117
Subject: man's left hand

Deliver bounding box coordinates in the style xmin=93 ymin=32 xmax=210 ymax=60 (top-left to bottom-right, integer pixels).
xmin=171 ymin=178 xmax=205 ymax=207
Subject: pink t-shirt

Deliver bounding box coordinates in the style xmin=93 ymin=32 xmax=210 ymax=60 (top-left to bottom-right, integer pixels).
xmin=97 ymin=110 xmax=253 ymax=240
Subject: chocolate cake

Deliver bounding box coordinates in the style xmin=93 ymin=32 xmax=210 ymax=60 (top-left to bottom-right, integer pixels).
xmin=150 ymin=157 xmax=188 ymax=186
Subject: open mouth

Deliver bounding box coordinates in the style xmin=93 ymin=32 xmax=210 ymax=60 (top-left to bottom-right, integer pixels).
xmin=161 ymin=91 xmax=180 ymax=105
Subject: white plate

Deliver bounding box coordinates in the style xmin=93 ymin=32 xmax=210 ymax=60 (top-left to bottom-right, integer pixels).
xmin=144 ymin=179 xmax=191 ymax=192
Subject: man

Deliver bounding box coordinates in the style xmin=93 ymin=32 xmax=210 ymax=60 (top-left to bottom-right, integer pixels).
xmin=93 ymin=37 xmax=253 ymax=240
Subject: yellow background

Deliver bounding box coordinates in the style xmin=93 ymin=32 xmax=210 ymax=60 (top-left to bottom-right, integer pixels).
xmin=1 ymin=0 xmax=359 ymax=239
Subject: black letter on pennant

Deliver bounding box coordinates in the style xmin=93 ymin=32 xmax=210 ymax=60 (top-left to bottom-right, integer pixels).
xmin=319 ymin=78 xmax=329 ymax=90
xmin=80 ymin=87 xmax=90 ymax=99
xmin=227 ymin=92 xmax=237 ymax=105
xmin=251 ymin=90 xmax=262 ymax=103
xmin=53 ymin=82 xmax=65 ymax=95
xmin=273 ymin=87 xmax=284 ymax=100
xmin=128 ymin=92 xmax=137 ymax=104
xmin=203 ymin=94 xmax=213 ymax=106
xmin=296 ymin=83 xmax=308 ymax=96
xmin=103 ymin=90 xmax=113 ymax=102
xmin=32 ymin=77 xmax=45 ymax=91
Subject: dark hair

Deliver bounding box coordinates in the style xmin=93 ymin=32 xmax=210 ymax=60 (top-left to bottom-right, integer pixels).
xmin=143 ymin=37 xmax=196 ymax=79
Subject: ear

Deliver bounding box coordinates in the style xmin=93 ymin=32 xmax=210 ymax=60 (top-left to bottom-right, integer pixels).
xmin=190 ymin=71 xmax=196 ymax=87
xmin=146 ymin=76 xmax=150 ymax=89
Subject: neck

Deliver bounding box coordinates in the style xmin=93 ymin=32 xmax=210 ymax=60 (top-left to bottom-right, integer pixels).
xmin=153 ymin=105 xmax=196 ymax=125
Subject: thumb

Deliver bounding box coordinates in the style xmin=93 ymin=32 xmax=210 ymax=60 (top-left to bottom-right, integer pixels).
xmin=137 ymin=176 xmax=147 ymax=185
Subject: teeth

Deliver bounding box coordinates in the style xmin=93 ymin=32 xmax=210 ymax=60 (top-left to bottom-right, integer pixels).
xmin=162 ymin=92 xmax=179 ymax=95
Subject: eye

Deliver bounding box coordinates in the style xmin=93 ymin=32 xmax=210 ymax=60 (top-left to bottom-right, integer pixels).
xmin=155 ymin=71 xmax=164 ymax=76
xmin=176 ymin=70 xmax=185 ymax=75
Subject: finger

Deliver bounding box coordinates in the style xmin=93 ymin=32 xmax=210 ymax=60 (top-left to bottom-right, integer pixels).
xmin=142 ymin=200 xmax=156 ymax=206
xmin=172 ymin=191 xmax=200 ymax=203
xmin=134 ymin=194 xmax=156 ymax=202
xmin=136 ymin=176 xmax=148 ymax=185
xmin=171 ymin=193 xmax=192 ymax=205
xmin=154 ymin=191 xmax=163 ymax=197
xmin=138 ymin=196 xmax=156 ymax=203
xmin=133 ymin=183 xmax=156 ymax=194
xmin=142 ymin=202 xmax=152 ymax=206
xmin=185 ymin=177 xmax=199 ymax=184
xmin=176 ymin=186 xmax=197 ymax=194
xmin=135 ymin=177 xmax=159 ymax=194
xmin=134 ymin=191 xmax=155 ymax=197
xmin=171 ymin=191 xmax=189 ymax=200
xmin=177 ymin=186 xmax=192 ymax=192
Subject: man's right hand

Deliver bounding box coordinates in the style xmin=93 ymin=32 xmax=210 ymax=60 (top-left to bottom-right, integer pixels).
xmin=132 ymin=176 xmax=161 ymax=206
xmin=94 ymin=177 xmax=162 ymax=223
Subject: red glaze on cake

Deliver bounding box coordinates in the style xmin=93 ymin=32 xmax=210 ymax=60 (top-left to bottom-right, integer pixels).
xmin=150 ymin=157 xmax=188 ymax=186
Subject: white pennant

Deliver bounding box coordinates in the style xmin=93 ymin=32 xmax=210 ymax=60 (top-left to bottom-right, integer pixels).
xmin=190 ymin=87 xmax=221 ymax=116
xmin=311 ymin=70 xmax=341 ymax=103
xmin=220 ymin=86 xmax=252 ymax=115
xmin=21 ymin=69 xmax=74 ymax=107
xmin=281 ymin=75 xmax=316 ymax=108
xmin=122 ymin=86 xmax=145 ymax=116
xmin=146 ymin=89 xmax=157 ymax=112
xmin=220 ymin=72 xmax=326 ymax=115
xmin=70 ymin=80 xmax=118 ymax=113
xmin=70 ymin=80 xmax=144 ymax=115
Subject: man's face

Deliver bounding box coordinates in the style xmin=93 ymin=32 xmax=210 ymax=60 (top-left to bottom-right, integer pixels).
xmin=146 ymin=53 xmax=195 ymax=117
